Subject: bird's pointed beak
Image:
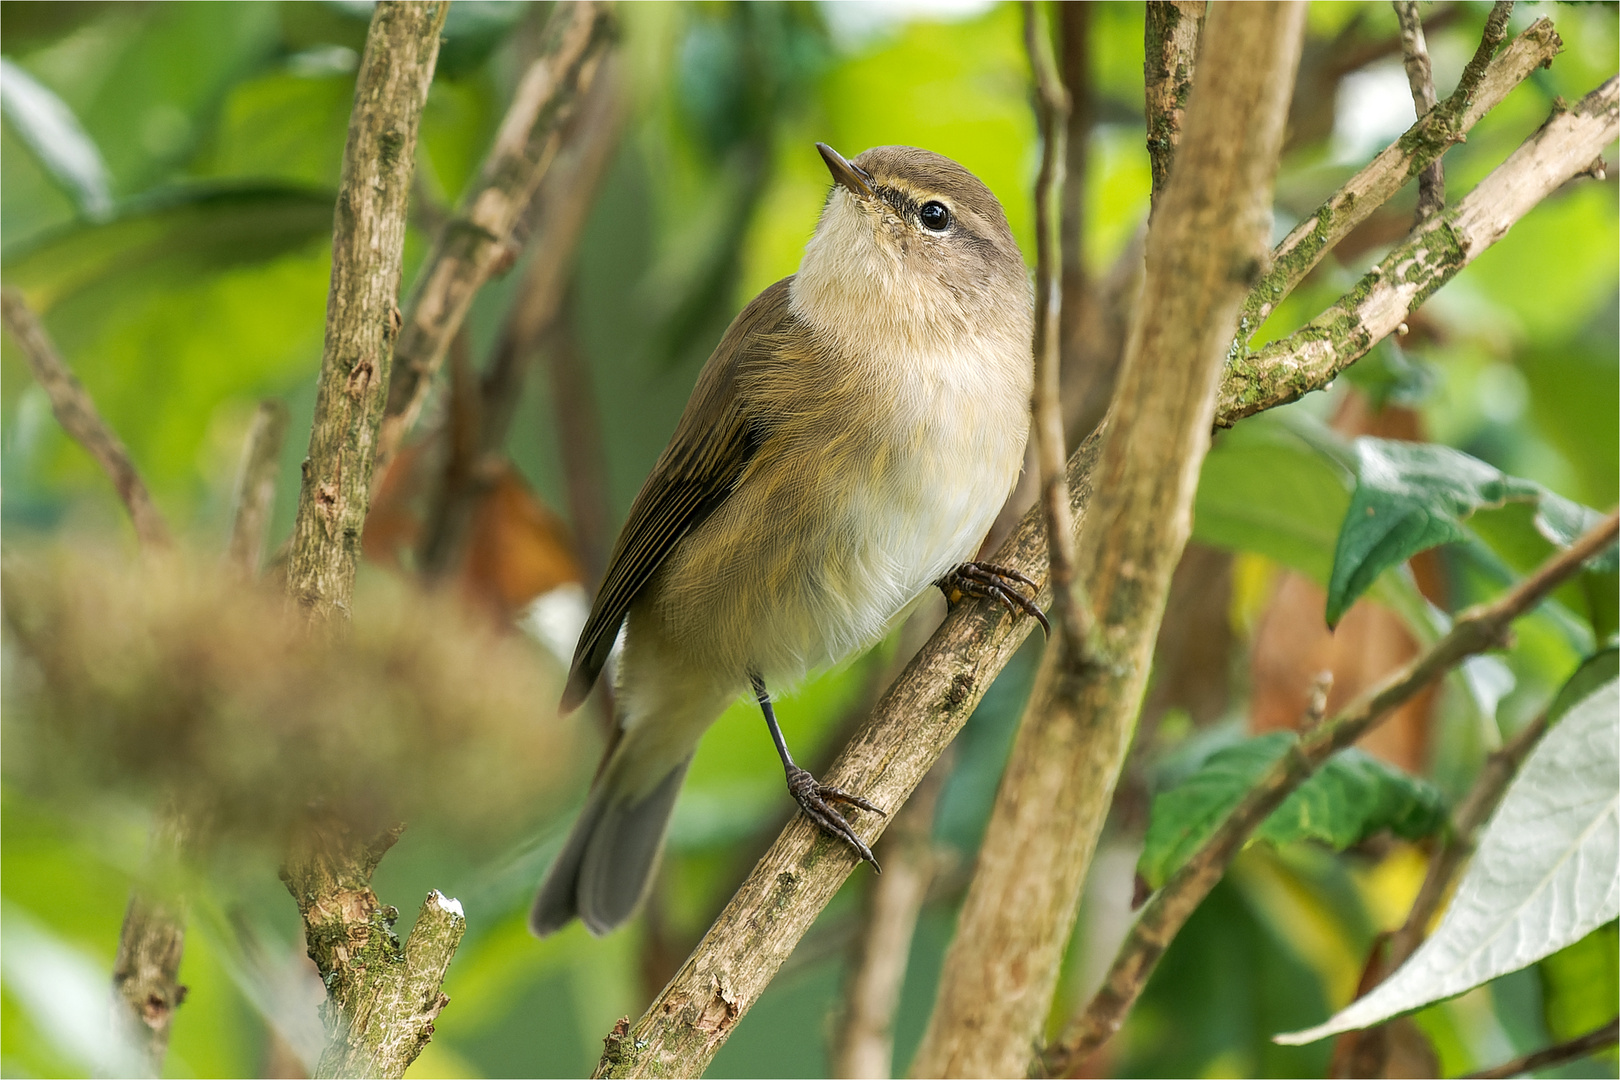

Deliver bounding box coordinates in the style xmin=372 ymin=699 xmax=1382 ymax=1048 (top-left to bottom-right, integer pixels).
xmin=817 ymin=142 xmax=875 ymax=200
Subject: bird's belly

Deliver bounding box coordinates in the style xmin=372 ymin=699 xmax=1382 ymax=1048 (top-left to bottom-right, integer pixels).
xmin=647 ymin=396 xmax=1026 ymax=688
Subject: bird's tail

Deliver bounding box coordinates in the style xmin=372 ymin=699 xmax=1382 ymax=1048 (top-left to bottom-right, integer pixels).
xmin=529 ymin=753 xmax=692 ymax=937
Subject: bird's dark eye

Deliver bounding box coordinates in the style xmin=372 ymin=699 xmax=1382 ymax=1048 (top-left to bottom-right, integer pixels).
xmin=919 ymin=201 xmax=951 ymax=232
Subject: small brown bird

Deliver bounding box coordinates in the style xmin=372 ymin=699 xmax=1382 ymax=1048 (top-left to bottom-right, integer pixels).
xmin=532 ymin=143 xmax=1043 ymax=937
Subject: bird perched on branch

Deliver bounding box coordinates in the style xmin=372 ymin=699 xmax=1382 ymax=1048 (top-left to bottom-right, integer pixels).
xmin=532 ymin=143 xmax=1043 ymax=937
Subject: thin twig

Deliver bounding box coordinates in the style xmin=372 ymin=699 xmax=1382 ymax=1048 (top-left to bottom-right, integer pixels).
xmin=375 ymin=1 xmax=614 ymax=479
xmin=225 ymin=400 xmax=290 ymax=577
xmin=1235 ymin=15 xmax=1562 ymax=348
xmin=587 ymin=47 xmax=1614 ymax=1080
xmin=1464 ymin=1018 xmax=1619 ymax=1079
xmin=1024 ymin=1 xmax=1091 ymax=655
xmin=1457 ymin=2 xmax=1516 ymax=104
xmin=831 ymin=753 xmax=951 ymax=1079
xmin=1395 ymin=1 xmax=1446 ymax=223
xmin=1042 ymin=512 xmax=1619 ymax=1076
xmin=1383 ymin=706 xmax=1550 ymax=972
xmin=0 ymin=288 xmax=171 ymax=551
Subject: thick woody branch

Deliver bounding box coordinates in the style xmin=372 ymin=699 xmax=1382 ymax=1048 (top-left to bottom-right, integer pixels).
xmin=1223 ymin=75 xmax=1619 ymax=424
xmin=912 ymin=7 xmax=1304 ymax=1075
xmin=1394 ymin=1 xmax=1445 ymax=223
xmin=225 ymin=400 xmax=290 ymax=577
xmin=1466 ymin=1018 xmax=1619 ymax=1080
xmin=590 ymin=26 xmax=1610 ymax=1080
xmin=1025 ymin=1 xmax=1090 ymax=653
xmin=278 ymin=6 xmax=463 ymax=1078
xmin=375 ymin=1 xmax=614 ymax=477
xmin=1042 ymin=512 xmax=1619 ymax=1075
xmin=1144 ymin=2 xmax=1206 ymax=212
xmin=1236 ymin=14 xmax=1561 ymax=347
xmin=0 ymin=288 xmax=171 ymax=551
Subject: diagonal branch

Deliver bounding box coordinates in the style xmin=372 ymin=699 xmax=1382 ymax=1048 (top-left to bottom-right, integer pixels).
xmin=0 ymin=288 xmax=171 ymax=551
xmin=225 ymin=400 xmax=290 ymax=577
xmin=1144 ymin=1 xmax=1206 ymax=213
xmin=375 ymin=1 xmax=614 ymax=479
xmin=1236 ymin=13 xmax=1560 ymax=347
xmin=1466 ymin=1018 xmax=1620 ymax=1080
xmin=1041 ymin=511 xmax=1619 ymax=1076
xmin=1223 ymin=75 xmax=1619 ymax=424
xmin=587 ymin=46 xmax=1616 ymax=1080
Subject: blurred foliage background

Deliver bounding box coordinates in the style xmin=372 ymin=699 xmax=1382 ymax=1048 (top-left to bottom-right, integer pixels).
xmin=0 ymin=1 xmax=1616 ymax=1077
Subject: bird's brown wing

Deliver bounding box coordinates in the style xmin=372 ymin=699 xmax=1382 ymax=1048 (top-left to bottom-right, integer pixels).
xmin=560 ymin=277 xmax=794 ymax=712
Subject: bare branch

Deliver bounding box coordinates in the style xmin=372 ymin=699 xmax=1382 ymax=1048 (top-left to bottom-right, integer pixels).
xmin=1466 ymin=1018 xmax=1619 ymax=1080
xmin=913 ymin=7 xmax=1305 ymax=1074
xmin=1457 ymin=2 xmax=1517 ymax=104
xmin=1043 ymin=511 xmax=1619 ymax=1074
xmin=0 ymin=288 xmax=171 ymax=551
xmin=1237 ymin=16 xmax=1562 ymax=347
xmin=1225 ymin=75 xmax=1617 ymax=424
xmin=588 ymin=36 xmax=1610 ymax=1080
xmin=1024 ymin=1 xmax=1091 ymax=654
xmin=1144 ymin=2 xmax=1206 ymax=212
xmin=1394 ymin=1 xmax=1445 ymax=222
xmin=375 ymin=1 xmax=615 ymax=478
xmin=225 ymin=400 xmax=290 ymax=577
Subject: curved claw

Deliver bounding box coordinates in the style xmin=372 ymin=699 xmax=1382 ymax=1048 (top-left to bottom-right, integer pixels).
xmin=938 ymin=561 xmax=1052 ymax=639
xmin=787 ymin=766 xmax=883 ymax=872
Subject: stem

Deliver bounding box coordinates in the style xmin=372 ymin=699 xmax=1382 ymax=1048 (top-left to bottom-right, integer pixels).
xmin=375 ymin=1 xmax=615 ymax=478
xmin=225 ymin=400 xmax=290 ymax=577
xmin=1394 ymin=0 xmax=1445 ymax=224
xmin=0 ymin=288 xmax=171 ymax=551
xmin=1144 ymin=1 xmax=1206 ymax=213
xmin=1042 ymin=512 xmax=1619 ymax=1075
xmin=912 ymin=7 xmax=1306 ymax=1074
xmin=1464 ymin=1018 xmax=1619 ymax=1080
xmin=1024 ymin=1 xmax=1090 ymax=654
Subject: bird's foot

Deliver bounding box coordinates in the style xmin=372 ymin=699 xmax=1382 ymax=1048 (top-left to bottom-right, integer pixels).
xmin=937 ymin=561 xmax=1050 ymax=637
xmin=785 ymin=766 xmax=885 ymax=871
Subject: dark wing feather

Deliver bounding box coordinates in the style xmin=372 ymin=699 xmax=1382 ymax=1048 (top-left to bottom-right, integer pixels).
xmin=559 ymin=277 xmax=794 ymax=712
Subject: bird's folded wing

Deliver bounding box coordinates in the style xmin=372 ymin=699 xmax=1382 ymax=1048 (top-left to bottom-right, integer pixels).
xmin=561 ymin=277 xmax=795 ymax=711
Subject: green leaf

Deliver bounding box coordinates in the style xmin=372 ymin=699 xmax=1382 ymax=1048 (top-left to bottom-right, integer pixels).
xmin=1277 ymin=678 xmax=1620 ymax=1045
xmin=1140 ymin=733 xmax=1294 ymax=891
xmin=1326 ymin=439 xmax=1614 ymax=627
xmin=2 ymin=183 xmax=335 ymax=313
xmin=1538 ymin=921 xmax=1618 ymax=1043
xmin=1138 ymin=736 xmax=1447 ymax=890
xmin=1254 ymin=749 xmax=1447 ymax=851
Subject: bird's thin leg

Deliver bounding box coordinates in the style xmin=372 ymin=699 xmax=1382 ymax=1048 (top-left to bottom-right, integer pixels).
xmin=751 ymin=673 xmax=884 ymax=871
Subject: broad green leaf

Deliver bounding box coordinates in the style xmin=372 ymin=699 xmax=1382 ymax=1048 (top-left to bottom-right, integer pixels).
xmin=1138 ymin=735 xmax=1447 ymax=890
xmin=2 ymin=183 xmax=335 ymax=312
xmin=1276 ymin=678 xmax=1620 ymax=1044
xmin=1327 ymin=439 xmax=1615 ymax=627
xmin=1254 ymin=749 xmax=1447 ymax=852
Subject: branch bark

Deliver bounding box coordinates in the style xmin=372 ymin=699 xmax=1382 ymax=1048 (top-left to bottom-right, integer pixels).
xmin=225 ymin=400 xmax=290 ymax=577
xmin=1394 ymin=1 xmax=1445 ymax=223
xmin=1236 ymin=14 xmax=1561 ymax=348
xmin=1042 ymin=511 xmax=1619 ymax=1075
xmin=911 ymin=7 xmax=1304 ymax=1075
xmin=1025 ymin=0 xmax=1089 ymax=653
xmin=1144 ymin=2 xmax=1206 ymax=212
xmin=0 ymin=288 xmax=171 ymax=551
xmin=588 ymin=30 xmax=1613 ymax=1080
xmin=375 ymin=0 xmax=615 ymax=478
xmin=277 ymin=6 xmax=464 ymax=1077
xmin=1223 ymin=74 xmax=1619 ymax=425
